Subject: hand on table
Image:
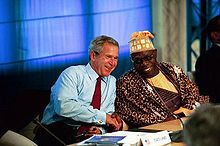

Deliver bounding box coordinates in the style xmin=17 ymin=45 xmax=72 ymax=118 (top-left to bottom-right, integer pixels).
xmin=174 ymin=107 xmax=194 ymax=117
xmin=85 ymin=126 xmax=101 ymax=137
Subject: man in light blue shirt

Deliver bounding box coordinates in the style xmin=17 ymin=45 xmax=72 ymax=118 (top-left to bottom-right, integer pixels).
xmin=34 ymin=35 xmax=122 ymax=146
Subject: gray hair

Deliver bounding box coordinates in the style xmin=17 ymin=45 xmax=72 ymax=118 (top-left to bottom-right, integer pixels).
xmin=88 ymin=35 xmax=119 ymax=58
xmin=183 ymin=103 xmax=220 ymax=146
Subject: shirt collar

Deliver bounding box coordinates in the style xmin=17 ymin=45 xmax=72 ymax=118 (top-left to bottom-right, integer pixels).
xmin=215 ymin=43 xmax=220 ymax=47
xmin=86 ymin=63 xmax=107 ymax=83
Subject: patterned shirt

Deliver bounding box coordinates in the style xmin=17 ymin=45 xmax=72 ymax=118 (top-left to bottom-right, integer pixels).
xmin=115 ymin=62 xmax=209 ymax=128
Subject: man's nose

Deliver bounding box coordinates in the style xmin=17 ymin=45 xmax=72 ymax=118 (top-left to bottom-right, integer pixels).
xmin=109 ymin=58 xmax=117 ymax=66
xmin=142 ymin=59 xmax=150 ymax=65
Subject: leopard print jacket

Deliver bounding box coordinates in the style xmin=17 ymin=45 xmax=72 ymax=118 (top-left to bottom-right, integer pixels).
xmin=115 ymin=62 xmax=209 ymax=129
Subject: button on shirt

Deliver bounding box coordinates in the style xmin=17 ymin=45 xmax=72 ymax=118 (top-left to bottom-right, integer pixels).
xmin=41 ymin=63 xmax=116 ymax=128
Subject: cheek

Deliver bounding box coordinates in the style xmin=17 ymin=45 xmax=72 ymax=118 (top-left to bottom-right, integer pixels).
xmin=134 ymin=64 xmax=142 ymax=70
xmin=113 ymin=60 xmax=118 ymax=67
xmin=145 ymin=59 xmax=156 ymax=65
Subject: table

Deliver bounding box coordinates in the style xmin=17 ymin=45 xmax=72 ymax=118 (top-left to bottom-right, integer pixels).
xmin=139 ymin=118 xmax=186 ymax=146
xmin=69 ymin=118 xmax=187 ymax=146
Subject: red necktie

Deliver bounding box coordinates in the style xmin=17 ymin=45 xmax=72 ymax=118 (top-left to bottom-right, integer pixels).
xmin=90 ymin=76 xmax=102 ymax=109
xmin=76 ymin=76 xmax=102 ymax=140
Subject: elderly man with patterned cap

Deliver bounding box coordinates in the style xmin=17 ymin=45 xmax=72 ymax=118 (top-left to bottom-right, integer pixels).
xmin=115 ymin=31 xmax=209 ymax=129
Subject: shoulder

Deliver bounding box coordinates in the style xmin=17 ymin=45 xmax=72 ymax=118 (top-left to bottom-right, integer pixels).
xmin=117 ymin=69 xmax=136 ymax=81
xmin=160 ymin=62 xmax=181 ymax=70
xmin=199 ymin=45 xmax=220 ymax=58
xmin=205 ymin=45 xmax=220 ymax=60
xmin=107 ymin=75 xmax=116 ymax=83
xmin=60 ymin=65 xmax=86 ymax=78
xmin=117 ymin=69 xmax=142 ymax=87
xmin=64 ymin=65 xmax=85 ymax=72
xmin=196 ymin=45 xmax=220 ymax=68
xmin=159 ymin=62 xmax=184 ymax=76
xmin=209 ymin=44 xmax=220 ymax=52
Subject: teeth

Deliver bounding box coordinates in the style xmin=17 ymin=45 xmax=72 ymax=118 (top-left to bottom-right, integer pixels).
xmin=145 ymin=68 xmax=150 ymax=71
xmin=106 ymin=66 xmax=111 ymax=71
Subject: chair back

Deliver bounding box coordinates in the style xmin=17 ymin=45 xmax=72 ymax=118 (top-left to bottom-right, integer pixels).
xmin=0 ymin=130 xmax=38 ymax=146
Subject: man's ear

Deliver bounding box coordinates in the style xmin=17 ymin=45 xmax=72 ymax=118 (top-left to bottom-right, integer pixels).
xmin=90 ymin=51 xmax=96 ymax=61
xmin=211 ymin=31 xmax=220 ymax=41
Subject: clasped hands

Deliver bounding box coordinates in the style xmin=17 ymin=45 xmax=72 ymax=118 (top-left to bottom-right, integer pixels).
xmin=85 ymin=112 xmax=122 ymax=136
xmin=106 ymin=112 xmax=123 ymax=131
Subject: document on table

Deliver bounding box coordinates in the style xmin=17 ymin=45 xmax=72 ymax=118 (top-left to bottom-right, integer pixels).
xmin=76 ymin=130 xmax=171 ymax=146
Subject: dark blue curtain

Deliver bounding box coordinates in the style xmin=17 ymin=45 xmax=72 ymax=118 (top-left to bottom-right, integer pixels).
xmin=0 ymin=0 xmax=152 ymax=89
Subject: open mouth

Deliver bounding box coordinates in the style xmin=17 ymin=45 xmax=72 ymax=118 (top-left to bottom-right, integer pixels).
xmin=105 ymin=66 xmax=113 ymax=72
xmin=144 ymin=68 xmax=151 ymax=72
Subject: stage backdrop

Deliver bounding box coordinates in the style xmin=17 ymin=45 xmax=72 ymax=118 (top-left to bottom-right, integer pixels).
xmin=0 ymin=0 xmax=152 ymax=89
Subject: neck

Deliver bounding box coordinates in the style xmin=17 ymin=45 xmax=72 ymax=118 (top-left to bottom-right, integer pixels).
xmin=148 ymin=69 xmax=160 ymax=78
xmin=214 ymin=43 xmax=220 ymax=47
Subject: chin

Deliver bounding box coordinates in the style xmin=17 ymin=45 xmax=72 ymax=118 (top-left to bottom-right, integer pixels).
xmin=144 ymin=69 xmax=152 ymax=73
xmin=140 ymin=70 xmax=152 ymax=77
xmin=102 ymin=72 xmax=111 ymax=77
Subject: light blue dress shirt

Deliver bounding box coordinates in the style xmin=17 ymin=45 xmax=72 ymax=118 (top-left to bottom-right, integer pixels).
xmin=41 ymin=63 xmax=116 ymax=128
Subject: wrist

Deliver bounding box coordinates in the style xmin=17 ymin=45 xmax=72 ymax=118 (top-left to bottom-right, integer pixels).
xmin=121 ymin=120 xmax=129 ymax=130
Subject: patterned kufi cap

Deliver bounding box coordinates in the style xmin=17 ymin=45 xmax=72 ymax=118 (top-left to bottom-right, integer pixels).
xmin=129 ymin=31 xmax=156 ymax=54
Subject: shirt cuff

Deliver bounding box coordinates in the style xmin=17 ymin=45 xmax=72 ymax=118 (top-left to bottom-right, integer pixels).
xmin=94 ymin=110 xmax=106 ymax=125
xmin=99 ymin=127 xmax=106 ymax=134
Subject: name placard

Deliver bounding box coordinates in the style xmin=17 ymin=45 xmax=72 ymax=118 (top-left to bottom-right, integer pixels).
xmin=141 ymin=130 xmax=171 ymax=146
